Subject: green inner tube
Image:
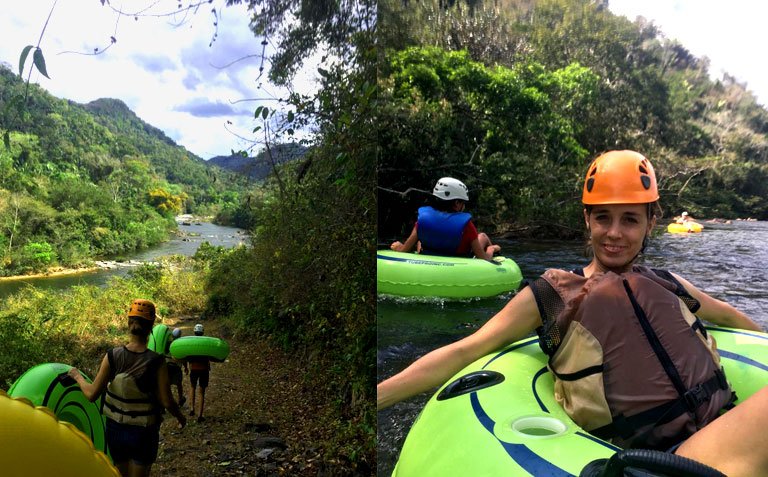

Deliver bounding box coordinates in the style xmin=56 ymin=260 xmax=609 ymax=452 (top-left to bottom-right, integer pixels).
xmin=148 ymin=324 xmax=171 ymax=354
xmin=377 ymin=250 xmax=523 ymax=298
xmin=8 ymin=363 xmax=107 ymax=456
xmin=170 ymin=336 xmax=230 ymax=362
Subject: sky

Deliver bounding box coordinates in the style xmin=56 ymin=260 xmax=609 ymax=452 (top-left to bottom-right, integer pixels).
xmin=0 ymin=1 xmax=320 ymax=160
xmin=608 ymin=0 xmax=768 ymax=106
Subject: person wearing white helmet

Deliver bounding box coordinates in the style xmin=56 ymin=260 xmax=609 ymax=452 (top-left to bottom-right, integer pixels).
xmin=187 ymin=323 xmax=211 ymax=422
xmin=165 ymin=327 xmax=188 ymax=408
xmin=390 ymin=177 xmax=500 ymax=260
xmin=674 ymin=211 xmax=695 ymax=231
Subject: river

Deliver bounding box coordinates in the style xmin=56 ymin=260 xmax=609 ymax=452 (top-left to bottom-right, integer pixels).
xmin=377 ymin=220 xmax=768 ymax=476
xmin=0 ymin=221 xmax=247 ymax=300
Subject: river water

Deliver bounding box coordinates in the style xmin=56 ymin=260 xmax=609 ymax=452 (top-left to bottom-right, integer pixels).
xmin=0 ymin=221 xmax=247 ymax=300
xmin=377 ymin=220 xmax=768 ymax=476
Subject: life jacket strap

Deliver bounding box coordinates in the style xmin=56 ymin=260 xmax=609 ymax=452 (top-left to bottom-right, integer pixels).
xmin=591 ymin=368 xmax=730 ymax=440
xmin=103 ymin=400 xmax=160 ymax=418
xmin=549 ymin=363 xmax=604 ymax=381
xmin=106 ymin=390 xmax=155 ymax=404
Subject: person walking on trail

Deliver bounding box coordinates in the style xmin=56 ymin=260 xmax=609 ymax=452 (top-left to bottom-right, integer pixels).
xmin=188 ymin=323 xmax=211 ymax=423
xmin=378 ymin=150 xmax=768 ymax=477
xmin=166 ymin=328 xmax=187 ymax=408
xmin=67 ymin=299 xmax=187 ymax=477
xmin=390 ymin=177 xmax=501 ymax=260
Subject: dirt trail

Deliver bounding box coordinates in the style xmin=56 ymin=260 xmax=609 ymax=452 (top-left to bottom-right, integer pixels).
xmin=152 ymin=317 xmax=357 ymax=476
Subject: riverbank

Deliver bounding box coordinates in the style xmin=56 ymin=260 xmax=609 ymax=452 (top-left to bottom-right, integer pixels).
xmin=0 ymin=260 xmax=153 ymax=282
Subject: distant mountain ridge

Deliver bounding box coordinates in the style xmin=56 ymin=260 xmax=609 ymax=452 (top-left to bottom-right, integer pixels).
xmin=207 ymin=143 xmax=307 ymax=180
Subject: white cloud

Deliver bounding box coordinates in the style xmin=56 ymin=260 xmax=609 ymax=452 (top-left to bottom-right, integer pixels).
xmin=0 ymin=1 xmax=320 ymax=159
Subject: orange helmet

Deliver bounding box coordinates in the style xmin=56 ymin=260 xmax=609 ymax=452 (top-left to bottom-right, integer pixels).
xmin=582 ymin=150 xmax=659 ymax=205
xmin=128 ymin=299 xmax=156 ymax=321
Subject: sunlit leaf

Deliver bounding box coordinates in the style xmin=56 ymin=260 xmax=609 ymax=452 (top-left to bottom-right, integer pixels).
xmin=33 ymin=48 xmax=50 ymax=79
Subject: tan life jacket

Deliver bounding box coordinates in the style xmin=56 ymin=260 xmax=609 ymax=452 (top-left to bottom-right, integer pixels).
xmin=528 ymin=266 xmax=734 ymax=450
xmin=103 ymin=346 xmax=163 ymax=427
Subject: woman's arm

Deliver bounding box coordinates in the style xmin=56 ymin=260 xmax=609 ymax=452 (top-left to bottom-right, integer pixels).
xmin=672 ymin=273 xmax=763 ymax=331
xmin=377 ymin=286 xmax=542 ymax=410
xmin=157 ymin=361 xmax=187 ymax=428
xmin=67 ymin=354 xmax=111 ymax=402
xmin=391 ymin=224 xmax=418 ymax=253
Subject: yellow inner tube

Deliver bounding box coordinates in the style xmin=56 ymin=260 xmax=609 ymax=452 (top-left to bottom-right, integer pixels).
xmin=667 ymin=222 xmax=703 ymax=233
xmin=0 ymin=389 xmax=118 ymax=476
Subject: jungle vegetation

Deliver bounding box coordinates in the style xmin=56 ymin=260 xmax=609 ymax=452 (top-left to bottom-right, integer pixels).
xmin=379 ymin=0 xmax=768 ymax=240
xmin=0 ymin=66 xmax=250 ymax=275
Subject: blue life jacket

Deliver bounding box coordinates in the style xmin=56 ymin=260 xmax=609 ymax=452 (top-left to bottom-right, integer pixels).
xmin=417 ymin=206 xmax=472 ymax=255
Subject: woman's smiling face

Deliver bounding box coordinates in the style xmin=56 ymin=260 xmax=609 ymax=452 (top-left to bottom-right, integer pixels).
xmin=585 ymin=203 xmax=655 ymax=273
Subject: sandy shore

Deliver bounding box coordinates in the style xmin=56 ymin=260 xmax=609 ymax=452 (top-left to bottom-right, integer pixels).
xmin=0 ymin=260 xmax=148 ymax=281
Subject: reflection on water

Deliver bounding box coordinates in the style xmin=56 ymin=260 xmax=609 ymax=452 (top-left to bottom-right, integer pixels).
xmin=0 ymin=222 xmax=247 ymax=300
xmin=377 ymin=220 xmax=768 ymax=476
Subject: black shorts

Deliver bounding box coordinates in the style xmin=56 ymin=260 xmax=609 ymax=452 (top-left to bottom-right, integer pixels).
xmin=167 ymin=362 xmax=182 ymax=386
xmin=190 ymin=369 xmax=209 ymax=388
xmin=106 ymin=418 xmax=159 ymax=466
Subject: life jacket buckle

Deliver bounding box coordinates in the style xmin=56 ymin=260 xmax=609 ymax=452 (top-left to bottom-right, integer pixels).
xmin=683 ymin=384 xmax=709 ymax=412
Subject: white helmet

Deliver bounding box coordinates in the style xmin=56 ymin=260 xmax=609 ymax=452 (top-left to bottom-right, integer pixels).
xmin=681 ymin=211 xmax=688 ymax=217
xmin=432 ymin=177 xmax=469 ymax=201
xmin=193 ymin=324 xmax=204 ymax=335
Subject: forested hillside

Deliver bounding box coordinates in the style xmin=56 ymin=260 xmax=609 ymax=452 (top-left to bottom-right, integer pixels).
xmin=0 ymin=64 xmax=246 ymax=275
xmin=379 ymin=0 xmax=768 ymax=239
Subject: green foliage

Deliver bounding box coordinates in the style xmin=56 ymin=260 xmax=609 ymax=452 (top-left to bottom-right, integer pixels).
xmin=0 ymin=63 xmax=250 ymax=276
xmin=20 ymin=242 xmax=56 ymax=271
xmin=380 ymin=46 xmax=595 ymax=237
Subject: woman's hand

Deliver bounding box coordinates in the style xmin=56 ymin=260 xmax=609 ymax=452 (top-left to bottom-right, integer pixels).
xmin=67 ymin=367 xmax=83 ymax=382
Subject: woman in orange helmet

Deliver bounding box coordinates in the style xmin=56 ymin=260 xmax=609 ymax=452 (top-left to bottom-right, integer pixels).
xmin=378 ymin=151 xmax=768 ymax=476
xmin=68 ymin=299 xmax=187 ymax=477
